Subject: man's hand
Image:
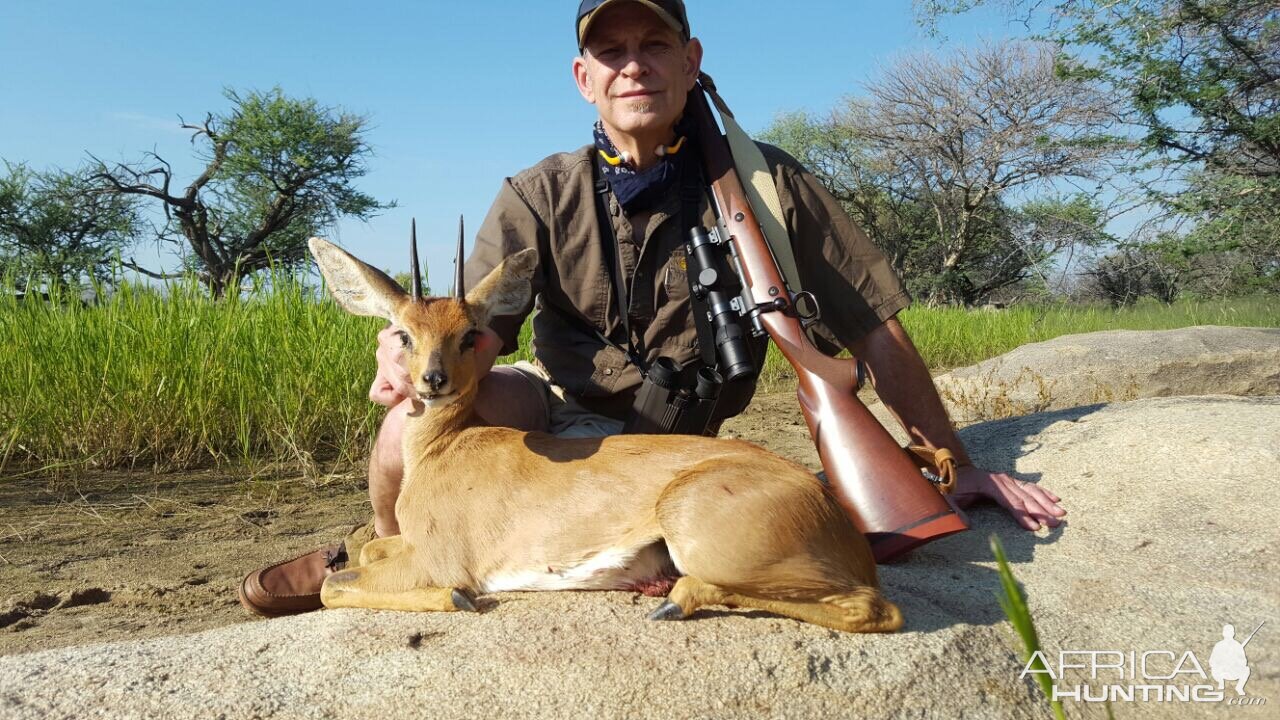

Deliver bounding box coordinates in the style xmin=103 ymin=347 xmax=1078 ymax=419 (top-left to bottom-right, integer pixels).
xmin=367 ymin=325 xmax=506 ymax=408
xmin=473 ymin=327 xmax=504 ymax=378
xmin=951 ymin=465 xmax=1066 ymax=531
xmin=369 ymin=325 xmax=415 ymax=407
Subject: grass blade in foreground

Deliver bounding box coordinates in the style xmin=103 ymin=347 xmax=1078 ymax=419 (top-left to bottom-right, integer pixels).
xmin=991 ymin=533 xmax=1066 ymax=720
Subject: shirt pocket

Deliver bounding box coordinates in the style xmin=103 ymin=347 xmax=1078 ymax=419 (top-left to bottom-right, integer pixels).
xmin=581 ymin=344 xmax=629 ymax=398
xmin=654 ymin=246 xmax=698 ymax=350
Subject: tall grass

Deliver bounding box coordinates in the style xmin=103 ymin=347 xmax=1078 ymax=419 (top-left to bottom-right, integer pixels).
xmin=756 ymin=295 xmax=1280 ymax=385
xmin=0 ymin=275 xmax=386 ymax=472
xmin=1 ymin=279 xmax=1274 ymax=473
xmin=900 ymin=297 xmax=1279 ymax=370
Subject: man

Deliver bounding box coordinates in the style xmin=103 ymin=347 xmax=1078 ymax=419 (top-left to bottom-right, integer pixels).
xmin=1210 ymin=624 xmax=1252 ymax=696
xmin=239 ymin=0 xmax=1066 ymax=617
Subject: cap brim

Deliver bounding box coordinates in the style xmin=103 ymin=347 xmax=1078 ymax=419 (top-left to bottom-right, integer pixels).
xmin=578 ymin=0 xmax=685 ymax=50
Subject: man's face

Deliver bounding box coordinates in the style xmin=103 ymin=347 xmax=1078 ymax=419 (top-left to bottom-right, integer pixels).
xmin=572 ymin=2 xmax=702 ymax=142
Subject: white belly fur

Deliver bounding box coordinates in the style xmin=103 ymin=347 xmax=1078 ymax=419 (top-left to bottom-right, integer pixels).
xmin=479 ymin=542 xmax=674 ymax=593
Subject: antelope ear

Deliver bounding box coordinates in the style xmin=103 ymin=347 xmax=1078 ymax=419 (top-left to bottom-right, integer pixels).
xmin=465 ymin=248 xmax=538 ymax=326
xmin=309 ymin=237 xmax=408 ymax=321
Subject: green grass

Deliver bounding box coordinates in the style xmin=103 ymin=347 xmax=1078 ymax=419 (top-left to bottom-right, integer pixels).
xmin=899 ymin=297 xmax=1279 ymax=369
xmin=991 ymin=534 xmax=1066 ymax=720
xmin=1 ymin=280 xmax=1275 ymax=474
xmin=756 ymin=295 xmax=1280 ymax=386
xmin=0 ymin=276 xmax=386 ymax=473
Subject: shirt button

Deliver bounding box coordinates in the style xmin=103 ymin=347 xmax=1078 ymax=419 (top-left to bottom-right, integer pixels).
xmin=604 ymin=368 xmax=614 ymax=376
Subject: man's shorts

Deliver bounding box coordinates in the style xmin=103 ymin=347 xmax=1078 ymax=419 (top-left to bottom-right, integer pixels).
xmin=495 ymin=360 xmax=625 ymax=439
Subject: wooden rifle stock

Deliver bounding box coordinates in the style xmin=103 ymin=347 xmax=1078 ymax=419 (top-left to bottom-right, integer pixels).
xmin=687 ymin=80 xmax=968 ymax=562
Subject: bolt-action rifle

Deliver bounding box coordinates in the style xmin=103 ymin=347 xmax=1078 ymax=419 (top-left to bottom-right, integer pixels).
xmin=686 ymin=74 xmax=968 ymax=562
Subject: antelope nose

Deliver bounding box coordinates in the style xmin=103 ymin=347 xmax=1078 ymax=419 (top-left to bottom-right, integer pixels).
xmin=424 ymin=370 xmax=448 ymax=392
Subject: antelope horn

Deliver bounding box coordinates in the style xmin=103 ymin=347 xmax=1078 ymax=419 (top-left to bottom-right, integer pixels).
xmin=454 ymin=214 xmax=465 ymax=298
xmin=410 ymin=218 xmax=423 ymax=300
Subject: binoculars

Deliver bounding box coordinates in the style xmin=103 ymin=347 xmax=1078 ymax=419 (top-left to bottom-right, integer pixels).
xmin=623 ymin=225 xmax=756 ymax=436
xmin=622 ymin=357 xmax=723 ymax=435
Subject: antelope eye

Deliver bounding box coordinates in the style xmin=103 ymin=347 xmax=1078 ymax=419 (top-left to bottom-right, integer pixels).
xmin=397 ymin=331 xmax=412 ymax=348
xmin=460 ymin=329 xmax=479 ymax=351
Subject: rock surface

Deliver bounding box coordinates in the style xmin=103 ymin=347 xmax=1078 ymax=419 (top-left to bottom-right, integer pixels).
xmin=932 ymin=326 xmax=1280 ymax=424
xmin=3 ymin=396 xmax=1278 ymax=719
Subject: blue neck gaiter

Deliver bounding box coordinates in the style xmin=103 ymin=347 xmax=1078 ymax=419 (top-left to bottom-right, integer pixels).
xmin=593 ymin=118 xmax=694 ymax=214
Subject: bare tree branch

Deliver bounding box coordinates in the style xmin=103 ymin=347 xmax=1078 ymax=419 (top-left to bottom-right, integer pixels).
xmin=839 ymin=41 xmax=1121 ymax=303
xmin=121 ymin=259 xmax=185 ymax=281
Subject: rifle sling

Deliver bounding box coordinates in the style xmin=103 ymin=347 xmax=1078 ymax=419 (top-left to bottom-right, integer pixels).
xmin=699 ymin=73 xmax=804 ymax=295
xmin=590 ymin=161 xmax=648 ymax=372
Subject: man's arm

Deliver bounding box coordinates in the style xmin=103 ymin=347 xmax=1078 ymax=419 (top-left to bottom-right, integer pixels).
xmin=850 ymin=317 xmax=1067 ymax=531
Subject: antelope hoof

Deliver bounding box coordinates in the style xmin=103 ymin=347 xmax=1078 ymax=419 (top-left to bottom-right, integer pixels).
xmin=451 ymin=588 xmax=478 ymax=612
xmin=647 ymin=600 xmax=686 ymax=622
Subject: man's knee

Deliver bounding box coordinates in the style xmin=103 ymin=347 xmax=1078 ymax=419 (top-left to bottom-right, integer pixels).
xmin=476 ymin=366 xmax=550 ymax=432
xmin=372 ymin=368 xmax=549 ymax=452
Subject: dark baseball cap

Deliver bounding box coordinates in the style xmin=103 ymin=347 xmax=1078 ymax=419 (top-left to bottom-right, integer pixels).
xmin=576 ymin=0 xmax=690 ymax=51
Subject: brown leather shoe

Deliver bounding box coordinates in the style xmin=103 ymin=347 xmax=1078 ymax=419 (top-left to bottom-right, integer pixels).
xmin=238 ymin=544 xmax=349 ymax=618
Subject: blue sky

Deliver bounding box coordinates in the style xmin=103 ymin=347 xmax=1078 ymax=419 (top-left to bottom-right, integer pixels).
xmin=0 ymin=1 xmax=1015 ymax=280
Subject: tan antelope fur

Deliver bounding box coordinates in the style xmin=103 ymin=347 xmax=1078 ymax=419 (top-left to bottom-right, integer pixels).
xmin=308 ymin=236 xmax=902 ymax=633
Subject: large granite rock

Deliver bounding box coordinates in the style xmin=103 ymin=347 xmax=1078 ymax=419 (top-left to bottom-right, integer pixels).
xmin=932 ymin=326 xmax=1280 ymax=424
xmin=3 ymin=396 xmax=1278 ymax=719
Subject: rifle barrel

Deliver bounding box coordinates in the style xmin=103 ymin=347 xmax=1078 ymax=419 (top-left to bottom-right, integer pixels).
xmin=1242 ymin=620 xmax=1265 ymax=648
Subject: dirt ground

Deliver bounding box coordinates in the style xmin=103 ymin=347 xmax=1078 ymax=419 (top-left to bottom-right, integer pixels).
xmin=0 ymin=386 xmax=866 ymax=657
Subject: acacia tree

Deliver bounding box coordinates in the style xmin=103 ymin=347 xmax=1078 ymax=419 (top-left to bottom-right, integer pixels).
xmin=0 ymin=162 xmax=140 ymax=294
xmin=975 ymin=195 xmax=1112 ymax=302
xmin=761 ymin=111 xmax=931 ymax=278
xmin=93 ymin=88 xmax=393 ymax=298
xmin=1082 ymin=246 xmax=1151 ymax=306
xmin=767 ymin=41 xmax=1119 ymax=304
xmin=854 ymin=42 xmax=1119 ymax=303
xmin=1081 ymin=234 xmax=1191 ymax=306
xmin=917 ymin=0 xmax=1280 ymax=295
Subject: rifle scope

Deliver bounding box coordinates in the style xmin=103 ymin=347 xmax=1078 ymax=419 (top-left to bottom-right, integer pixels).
xmin=686 ymin=226 xmax=755 ymax=382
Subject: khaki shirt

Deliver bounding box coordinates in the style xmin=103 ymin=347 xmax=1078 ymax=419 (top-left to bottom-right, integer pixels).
xmin=464 ymin=142 xmax=911 ymax=421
